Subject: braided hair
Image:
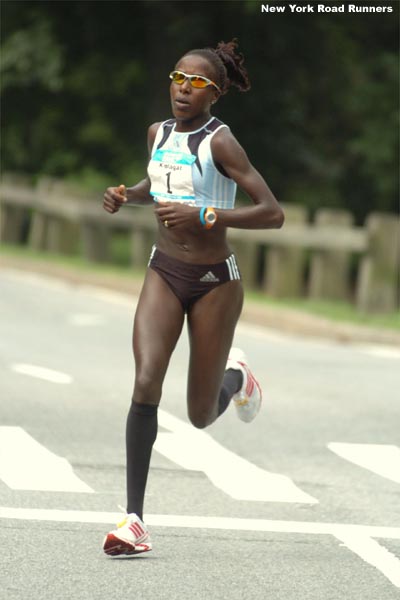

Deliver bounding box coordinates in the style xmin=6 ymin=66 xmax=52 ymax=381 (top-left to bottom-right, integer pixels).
xmin=183 ymin=38 xmax=251 ymax=95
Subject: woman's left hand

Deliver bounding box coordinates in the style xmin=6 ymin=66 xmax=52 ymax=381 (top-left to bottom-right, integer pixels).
xmin=154 ymin=201 xmax=200 ymax=230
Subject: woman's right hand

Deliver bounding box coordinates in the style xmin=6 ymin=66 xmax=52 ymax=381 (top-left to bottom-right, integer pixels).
xmin=103 ymin=184 xmax=127 ymax=214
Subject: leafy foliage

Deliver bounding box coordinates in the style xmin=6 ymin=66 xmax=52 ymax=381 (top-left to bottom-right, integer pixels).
xmin=1 ymin=0 xmax=398 ymax=223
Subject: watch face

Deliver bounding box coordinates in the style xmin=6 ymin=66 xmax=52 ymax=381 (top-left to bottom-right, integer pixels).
xmin=206 ymin=212 xmax=216 ymax=223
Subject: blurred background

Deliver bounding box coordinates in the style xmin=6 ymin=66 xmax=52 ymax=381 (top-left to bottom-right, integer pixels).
xmin=1 ymin=0 xmax=399 ymax=322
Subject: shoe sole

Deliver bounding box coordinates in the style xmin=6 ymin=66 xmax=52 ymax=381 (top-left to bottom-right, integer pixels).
xmin=103 ymin=533 xmax=152 ymax=556
xmin=234 ymin=367 xmax=263 ymax=423
xmin=234 ymin=396 xmax=262 ymax=422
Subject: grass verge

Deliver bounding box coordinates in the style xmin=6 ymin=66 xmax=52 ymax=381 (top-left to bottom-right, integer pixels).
xmin=247 ymin=290 xmax=400 ymax=330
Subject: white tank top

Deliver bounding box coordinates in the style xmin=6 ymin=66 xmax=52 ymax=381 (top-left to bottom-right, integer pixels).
xmin=147 ymin=117 xmax=237 ymax=209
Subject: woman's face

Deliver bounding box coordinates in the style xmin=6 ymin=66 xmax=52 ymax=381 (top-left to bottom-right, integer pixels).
xmin=170 ymin=54 xmax=220 ymax=130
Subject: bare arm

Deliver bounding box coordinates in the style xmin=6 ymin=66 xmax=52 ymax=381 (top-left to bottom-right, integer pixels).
xmin=211 ymin=128 xmax=284 ymax=229
xmin=103 ymin=122 xmax=160 ymax=213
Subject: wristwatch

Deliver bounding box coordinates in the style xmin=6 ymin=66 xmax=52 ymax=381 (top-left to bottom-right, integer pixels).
xmin=204 ymin=207 xmax=218 ymax=229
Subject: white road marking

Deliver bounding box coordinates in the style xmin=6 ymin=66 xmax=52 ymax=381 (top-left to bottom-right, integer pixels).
xmin=0 ymin=507 xmax=399 ymax=587
xmin=0 ymin=427 xmax=93 ymax=493
xmin=10 ymin=363 xmax=73 ymax=384
xmin=336 ymin=531 xmax=400 ymax=588
xmin=0 ymin=506 xmax=398 ymax=538
xmin=328 ymin=443 xmax=400 ymax=484
xmin=156 ymin=409 xmax=317 ymax=504
xmin=68 ymin=313 xmax=105 ymax=326
xmin=358 ymin=345 xmax=400 ymax=360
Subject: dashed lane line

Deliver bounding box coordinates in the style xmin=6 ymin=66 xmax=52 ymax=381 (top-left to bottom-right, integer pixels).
xmin=10 ymin=363 xmax=73 ymax=384
xmin=68 ymin=313 xmax=106 ymax=326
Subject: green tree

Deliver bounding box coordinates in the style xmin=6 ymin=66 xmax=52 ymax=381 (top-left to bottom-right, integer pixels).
xmin=1 ymin=0 xmax=398 ymax=223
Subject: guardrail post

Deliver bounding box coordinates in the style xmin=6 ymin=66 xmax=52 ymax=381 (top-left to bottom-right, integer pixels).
xmin=356 ymin=213 xmax=400 ymax=313
xmin=46 ymin=218 xmax=80 ymax=254
xmin=81 ymin=222 xmax=111 ymax=262
xmin=229 ymin=238 xmax=259 ymax=289
xmin=263 ymin=205 xmax=307 ymax=297
xmin=308 ymin=208 xmax=353 ymax=301
xmin=45 ymin=181 xmax=83 ymax=254
xmin=28 ymin=179 xmax=80 ymax=254
xmin=28 ymin=179 xmax=53 ymax=250
xmin=0 ymin=204 xmax=27 ymax=243
xmin=0 ymin=175 xmax=31 ymax=244
xmin=130 ymin=229 xmax=155 ymax=268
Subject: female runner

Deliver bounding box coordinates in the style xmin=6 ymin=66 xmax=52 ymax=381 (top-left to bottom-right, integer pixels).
xmin=102 ymin=39 xmax=284 ymax=556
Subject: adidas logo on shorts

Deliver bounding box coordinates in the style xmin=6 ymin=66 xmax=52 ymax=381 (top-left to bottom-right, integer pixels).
xmin=200 ymin=271 xmax=220 ymax=283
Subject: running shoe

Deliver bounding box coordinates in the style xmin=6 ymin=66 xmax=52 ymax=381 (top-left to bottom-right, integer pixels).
xmin=226 ymin=348 xmax=262 ymax=423
xmin=103 ymin=513 xmax=152 ymax=556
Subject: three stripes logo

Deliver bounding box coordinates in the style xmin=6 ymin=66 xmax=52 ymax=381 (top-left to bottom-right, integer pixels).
xmin=225 ymin=255 xmax=241 ymax=281
xmin=128 ymin=521 xmax=147 ymax=542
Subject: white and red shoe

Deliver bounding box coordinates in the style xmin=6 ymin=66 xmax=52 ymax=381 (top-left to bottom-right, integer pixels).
xmin=226 ymin=348 xmax=262 ymax=423
xmin=103 ymin=513 xmax=152 ymax=556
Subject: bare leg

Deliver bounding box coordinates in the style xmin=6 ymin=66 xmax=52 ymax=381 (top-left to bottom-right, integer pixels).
xmin=127 ymin=268 xmax=185 ymax=517
xmin=132 ymin=268 xmax=185 ymax=406
xmin=186 ymin=280 xmax=244 ymax=429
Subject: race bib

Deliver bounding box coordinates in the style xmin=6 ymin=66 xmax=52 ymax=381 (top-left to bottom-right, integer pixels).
xmin=148 ymin=148 xmax=197 ymax=203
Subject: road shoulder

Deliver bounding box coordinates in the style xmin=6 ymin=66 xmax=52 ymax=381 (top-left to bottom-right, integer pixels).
xmin=1 ymin=253 xmax=400 ymax=347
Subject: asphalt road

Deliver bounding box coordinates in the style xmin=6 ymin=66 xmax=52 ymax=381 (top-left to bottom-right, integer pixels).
xmin=0 ymin=268 xmax=399 ymax=600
